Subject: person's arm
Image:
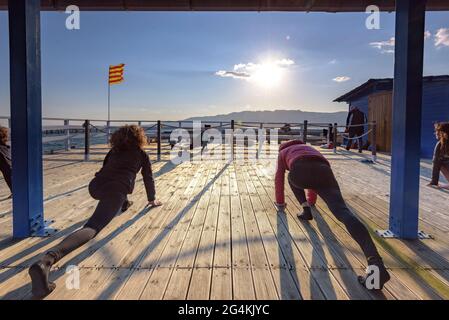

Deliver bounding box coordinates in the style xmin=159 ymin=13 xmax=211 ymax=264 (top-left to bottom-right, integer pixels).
xmin=274 ymin=152 xmax=286 ymax=207
xmin=430 ymin=142 xmax=442 ymax=185
xmin=141 ymin=151 xmax=156 ymax=202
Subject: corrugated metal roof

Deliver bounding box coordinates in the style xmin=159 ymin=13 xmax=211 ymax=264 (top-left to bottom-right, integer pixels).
xmin=333 ymin=75 xmax=449 ymax=102
xmin=1 ymin=0 xmax=449 ymax=12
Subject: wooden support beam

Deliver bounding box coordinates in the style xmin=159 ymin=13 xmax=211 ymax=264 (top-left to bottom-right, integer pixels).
xmin=8 ymin=0 xmax=47 ymax=238
xmin=387 ymin=0 xmax=427 ymax=239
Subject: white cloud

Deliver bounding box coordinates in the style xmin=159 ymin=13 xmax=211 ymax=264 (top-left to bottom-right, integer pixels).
xmin=333 ymin=76 xmax=351 ymax=83
xmin=369 ymin=37 xmax=395 ymax=54
xmin=435 ymin=28 xmax=449 ymax=47
xmin=329 ymin=59 xmax=337 ymax=65
xmin=215 ymin=70 xmax=250 ymax=79
xmin=215 ymin=58 xmax=295 ymax=82
xmin=424 ymin=30 xmax=432 ymax=40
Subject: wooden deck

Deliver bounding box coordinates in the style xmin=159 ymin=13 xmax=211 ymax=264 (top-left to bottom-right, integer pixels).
xmin=1 ymin=144 xmax=449 ymax=300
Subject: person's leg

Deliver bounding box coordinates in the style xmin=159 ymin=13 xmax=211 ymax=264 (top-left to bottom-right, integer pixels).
xmin=29 ymin=194 xmax=125 ymax=298
xmin=317 ymin=185 xmax=390 ymax=289
xmin=440 ymin=163 xmax=449 ymax=189
xmin=318 ymin=187 xmax=379 ymax=259
xmin=288 ymin=170 xmax=313 ymax=220
xmin=345 ymin=133 xmax=354 ymax=150
xmin=357 ymin=135 xmax=363 ymax=153
xmin=121 ymin=196 xmax=133 ymax=212
xmin=430 ymin=158 xmax=442 ymax=186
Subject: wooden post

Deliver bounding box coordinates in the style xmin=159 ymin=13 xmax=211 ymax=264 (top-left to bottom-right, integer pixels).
xmin=64 ymin=119 xmax=70 ymax=151
xmin=387 ymin=0 xmax=426 ymax=239
xmin=333 ymin=123 xmax=338 ymax=154
xmin=302 ymin=120 xmax=308 ymax=144
xmin=157 ymin=120 xmax=161 ymax=161
xmin=9 ymin=0 xmax=46 ymax=237
xmin=328 ymin=123 xmax=333 ymax=145
xmin=84 ymin=120 xmax=90 ymax=161
xmin=371 ymin=121 xmax=377 ymax=162
xmin=231 ymin=120 xmax=235 ymax=160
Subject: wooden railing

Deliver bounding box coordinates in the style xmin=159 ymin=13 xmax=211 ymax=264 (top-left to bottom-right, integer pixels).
xmin=0 ymin=116 xmax=377 ymax=162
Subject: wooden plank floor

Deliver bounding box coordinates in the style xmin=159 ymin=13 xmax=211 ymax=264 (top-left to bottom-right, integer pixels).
xmin=1 ymin=144 xmax=449 ymax=300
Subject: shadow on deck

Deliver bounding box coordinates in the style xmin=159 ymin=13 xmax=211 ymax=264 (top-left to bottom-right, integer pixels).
xmin=0 ymin=145 xmax=448 ymax=300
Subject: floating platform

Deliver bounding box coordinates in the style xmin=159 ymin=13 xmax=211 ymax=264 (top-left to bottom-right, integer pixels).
xmin=0 ymin=144 xmax=449 ymax=300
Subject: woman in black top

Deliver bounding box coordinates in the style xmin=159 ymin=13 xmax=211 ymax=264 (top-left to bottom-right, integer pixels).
xmin=428 ymin=122 xmax=449 ymax=189
xmin=0 ymin=127 xmax=12 ymax=195
xmin=29 ymin=125 xmax=161 ymax=298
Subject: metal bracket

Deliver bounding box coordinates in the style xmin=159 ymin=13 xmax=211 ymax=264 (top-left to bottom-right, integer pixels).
xmin=375 ymin=229 xmax=432 ymax=240
xmin=30 ymin=216 xmax=58 ymax=237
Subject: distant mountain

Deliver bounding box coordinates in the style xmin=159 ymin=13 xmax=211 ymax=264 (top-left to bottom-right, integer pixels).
xmin=185 ymin=109 xmax=348 ymax=125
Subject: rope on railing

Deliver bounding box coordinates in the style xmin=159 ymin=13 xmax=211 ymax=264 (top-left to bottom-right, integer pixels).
xmin=143 ymin=124 xmax=157 ymax=130
xmin=341 ymin=129 xmax=373 ymax=140
xmin=161 ymin=123 xmax=180 ymax=129
xmin=89 ymin=123 xmax=109 ymax=134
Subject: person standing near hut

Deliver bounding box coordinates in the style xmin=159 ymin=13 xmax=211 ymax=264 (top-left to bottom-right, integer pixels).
xmin=0 ymin=127 xmax=12 ymax=196
xmin=345 ymin=106 xmax=367 ymax=153
xmin=28 ymin=125 xmax=161 ymax=298
xmin=428 ymin=122 xmax=449 ymax=189
xmin=274 ymin=140 xmax=390 ymax=290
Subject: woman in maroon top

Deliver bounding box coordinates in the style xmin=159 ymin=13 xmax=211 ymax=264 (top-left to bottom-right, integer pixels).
xmin=275 ymin=140 xmax=390 ymax=290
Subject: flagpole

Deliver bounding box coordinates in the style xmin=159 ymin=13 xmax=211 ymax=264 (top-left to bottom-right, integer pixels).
xmin=107 ymin=70 xmax=111 ymax=143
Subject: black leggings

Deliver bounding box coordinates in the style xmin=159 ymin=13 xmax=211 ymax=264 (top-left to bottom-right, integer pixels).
xmin=47 ymin=182 xmax=127 ymax=262
xmin=288 ymin=159 xmax=381 ymax=261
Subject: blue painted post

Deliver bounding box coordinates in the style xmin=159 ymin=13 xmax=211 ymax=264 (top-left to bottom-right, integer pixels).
xmin=387 ymin=0 xmax=426 ymax=239
xmin=8 ymin=0 xmax=45 ymax=238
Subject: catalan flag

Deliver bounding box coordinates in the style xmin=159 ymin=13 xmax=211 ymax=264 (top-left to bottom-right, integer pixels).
xmin=109 ymin=63 xmax=125 ymax=85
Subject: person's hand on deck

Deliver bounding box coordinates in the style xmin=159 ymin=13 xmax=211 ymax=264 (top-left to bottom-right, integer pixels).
xmin=149 ymin=199 xmax=162 ymax=207
xmin=274 ymin=202 xmax=286 ymax=212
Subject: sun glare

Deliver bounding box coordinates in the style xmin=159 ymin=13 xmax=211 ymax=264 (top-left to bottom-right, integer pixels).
xmin=251 ymin=60 xmax=284 ymax=89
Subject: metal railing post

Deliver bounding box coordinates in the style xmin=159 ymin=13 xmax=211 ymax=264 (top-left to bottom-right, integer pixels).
xmin=64 ymin=119 xmax=70 ymax=151
xmin=257 ymin=122 xmax=264 ymax=160
xmin=84 ymin=120 xmax=90 ymax=161
xmin=372 ymin=121 xmax=377 ymax=162
xmin=303 ymin=120 xmax=308 ymax=144
xmin=157 ymin=120 xmax=161 ymax=161
xmin=333 ymin=123 xmax=338 ymax=154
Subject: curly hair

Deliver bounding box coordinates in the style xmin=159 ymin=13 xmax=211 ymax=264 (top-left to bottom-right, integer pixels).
xmin=435 ymin=122 xmax=449 ymax=156
xmin=110 ymin=125 xmax=148 ymax=151
xmin=0 ymin=127 xmax=8 ymax=145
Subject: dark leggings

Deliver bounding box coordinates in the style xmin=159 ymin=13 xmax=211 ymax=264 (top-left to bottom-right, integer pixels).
xmin=47 ymin=183 xmax=127 ymax=262
xmin=288 ymin=159 xmax=381 ymax=261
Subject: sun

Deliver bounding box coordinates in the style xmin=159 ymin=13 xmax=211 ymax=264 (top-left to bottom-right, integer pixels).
xmin=251 ymin=60 xmax=284 ymax=89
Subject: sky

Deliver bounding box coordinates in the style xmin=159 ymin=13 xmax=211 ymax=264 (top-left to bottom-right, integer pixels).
xmin=0 ymin=10 xmax=448 ymax=121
